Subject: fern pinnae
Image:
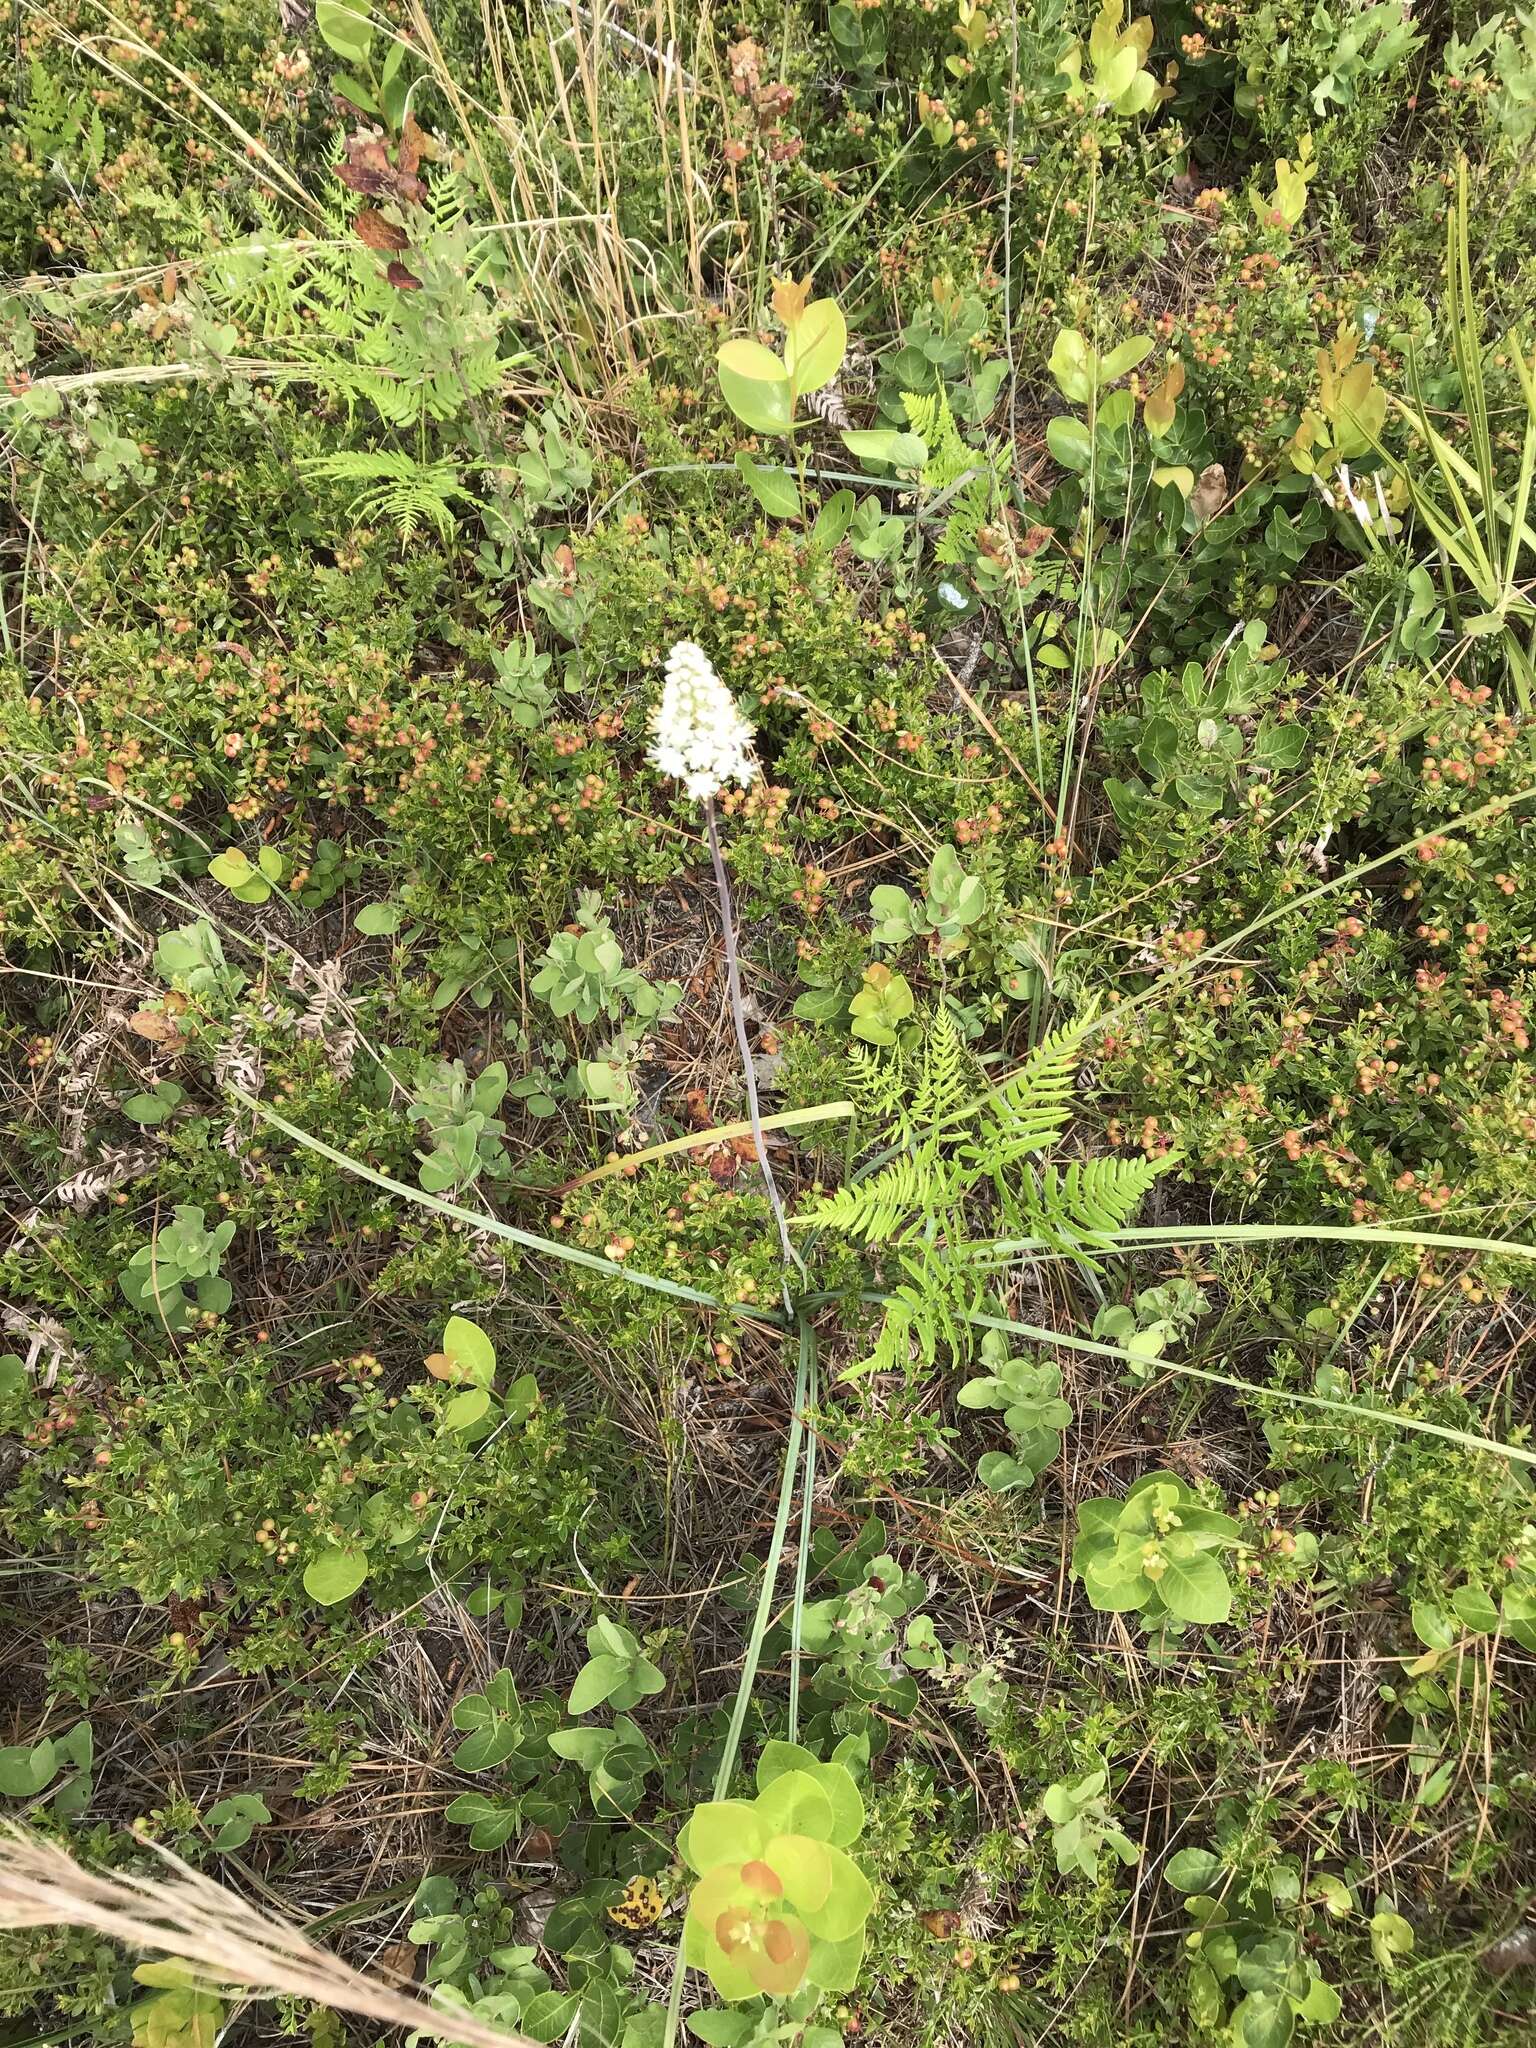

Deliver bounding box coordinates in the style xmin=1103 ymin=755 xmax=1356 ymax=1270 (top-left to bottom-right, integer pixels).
xmin=953 ymin=1017 xmax=1085 ymax=1177
xmin=299 ymin=450 xmax=478 ymax=542
xmin=806 ymin=1154 xmax=929 ymax=1244
xmin=907 ymin=1002 xmax=974 ymax=1132
xmin=828 ymin=1003 xmax=1164 ymax=1380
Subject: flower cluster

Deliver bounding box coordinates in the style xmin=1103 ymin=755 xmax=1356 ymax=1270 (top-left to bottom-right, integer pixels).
xmin=649 ymin=641 xmax=757 ymax=802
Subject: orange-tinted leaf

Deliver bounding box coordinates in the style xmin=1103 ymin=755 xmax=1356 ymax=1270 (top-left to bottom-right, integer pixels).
xmin=398 ymin=113 xmax=433 ymax=178
xmin=1143 ymin=355 xmax=1184 ymax=437
xmin=771 ymin=274 xmax=812 ymax=333
xmin=751 ymin=1915 xmax=810 ymax=1994
xmin=129 ymin=1010 xmax=179 ymax=1043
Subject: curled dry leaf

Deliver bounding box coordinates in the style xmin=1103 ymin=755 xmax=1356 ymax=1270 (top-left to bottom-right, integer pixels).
xmin=683 ymin=1087 xmax=714 ymax=1130
xmin=1188 ymin=462 xmax=1227 ymax=526
xmin=354 ymin=209 xmax=409 ymax=254
xmin=397 ymin=114 xmax=431 ymax=178
xmin=1480 ymin=1924 xmax=1536 ymax=1976
xmin=727 ymin=36 xmax=762 ymax=97
xmin=334 ymin=130 xmax=425 ymax=208
xmin=129 ymin=1011 xmax=188 ymax=1055
xmin=374 ymin=1939 xmax=418 ymax=1987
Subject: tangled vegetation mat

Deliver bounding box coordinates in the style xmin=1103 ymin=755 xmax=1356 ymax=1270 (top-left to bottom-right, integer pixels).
xmin=3 ymin=2 xmax=1536 ymax=2044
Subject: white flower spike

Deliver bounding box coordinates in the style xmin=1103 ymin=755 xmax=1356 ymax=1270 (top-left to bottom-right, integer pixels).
xmin=649 ymin=641 xmax=757 ymax=804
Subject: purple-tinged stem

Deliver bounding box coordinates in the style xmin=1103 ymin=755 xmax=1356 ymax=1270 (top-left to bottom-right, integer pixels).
xmin=704 ymin=797 xmax=803 ymax=1310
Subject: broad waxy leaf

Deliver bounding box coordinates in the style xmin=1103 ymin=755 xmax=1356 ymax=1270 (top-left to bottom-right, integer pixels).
xmin=567 ymin=1653 xmax=627 ymax=1715
xmin=812 ymin=487 xmax=856 ymax=549
xmin=0 ymin=1740 xmax=57 ymax=1797
xmin=842 ymin=427 xmax=927 ymax=468
xmin=784 ymin=298 xmax=847 ymax=395
xmin=717 ymin=339 xmax=794 ymax=436
xmin=1156 ymin=1543 xmax=1231 ymax=1622
xmin=756 ymin=1744 xmax=865 ymax=1846
xmin=754 ymin=1768 xmax=835 ymax=1842
xmin=302 ymin=1545 xmax=369 ymax=1606
xmin=1049 ymin=327 xmax=1095 ymax=404
xmin=441 ymin=1386 xmax=492 ymax=1431
xmin=735 ymin=450 xmax=801 ymax=519
xmin=1047 ymin=415 xmax=1094 ymax=472
xmin=1166 ymin=1846 xmax=1225 ymax=1892
xmin=438 ymin=1317 xmax=495 ymax=1387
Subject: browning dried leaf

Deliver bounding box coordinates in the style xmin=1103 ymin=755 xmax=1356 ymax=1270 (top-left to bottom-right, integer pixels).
xmin=397 ymin=113 xmax=433 ymax=178
xmin=354 ymin=209 xmax=409 ymax=254
xmin=1188 ymin=462 xmax=1227 ymax=527
xmin=335 ymin=131 xmax=425 ymax=208
xmin=128 ymin=1011 xmax=187 ymax=1052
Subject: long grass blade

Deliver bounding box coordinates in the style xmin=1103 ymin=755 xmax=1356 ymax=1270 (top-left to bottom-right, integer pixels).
xmin=661 ymin=1317 xmax=815 ymax=2048
xmin=233 ymin=1090 xmax=724 ymax=1308
xmin=557 ymin=1100 xmax=856 ymax=1192
xmin=960 ymin=1311 xmax=1536 ymax=1470
xmin=963 ymin=1219 xmax=1536 ymax=1266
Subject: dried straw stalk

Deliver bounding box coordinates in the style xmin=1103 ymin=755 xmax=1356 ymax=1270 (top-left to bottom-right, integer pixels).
xmin=0 ymin=1825 xmax=535 ymax=2048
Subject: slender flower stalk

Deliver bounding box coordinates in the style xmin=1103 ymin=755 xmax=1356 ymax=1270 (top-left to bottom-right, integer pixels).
xmin=650 ymin=642 xmax=803 ymax=1309
xmin=705 ymin=797 xmax=805 ymax=1305
xmin=653 ymin=651 xmax=809 ymax=2046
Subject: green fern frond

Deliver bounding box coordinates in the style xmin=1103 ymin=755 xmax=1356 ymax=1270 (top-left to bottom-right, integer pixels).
xmin=826 ymin=1004 xmax=1165 ymax=1381
xmin=300 ymin=450 xmax=479 ymax=542
xmin=958 ymin=1017 xmax=1090 ymax=1176
xmin=901 ymin=386 xmax=1001 ymax=566
xmin=934 ymin=473 xmax=992 ymax=567
xmin=901 ymin=387 xmax=970 ymax=491
xmin=1006 ymin=1154 xmax=1167 ymax=1265
xmin=803 ymin=1153 xmax=935 ymax=1244
xmin=842 ymin=1242 xmax=985 ymax=1380
xmin=845 ymin=1041 xmax=910 ymax=1129
xmin=194 ymin=178 xmax=514 ymax=433
xmin=908 ymin=1003 xmax=975 ymax=1132
xmin=812 ymin=1009 xmax=979 ymax=1243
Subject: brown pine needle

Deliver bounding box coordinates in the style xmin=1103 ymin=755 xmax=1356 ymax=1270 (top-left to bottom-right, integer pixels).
xmin=0 ymin=1826 xmax=536 ymax=2048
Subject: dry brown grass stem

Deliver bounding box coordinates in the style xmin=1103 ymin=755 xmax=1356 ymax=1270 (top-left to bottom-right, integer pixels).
xmin=0 ymin=1825 xmax=535 ymax=2048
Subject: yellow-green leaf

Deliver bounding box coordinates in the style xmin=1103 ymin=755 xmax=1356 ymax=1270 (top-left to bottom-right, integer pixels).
xmin=441 ymin=1314 xmax=496 ymax=1386
xmin=735 ymin=450 xmax=801 ymax=519
xmin=302 ymin=1545 xmax=369 ymax=1606
xmin=718 ymin=338 xmax=794 ymax=436
xmin=786 ymin=298 xmax=847 ymax=396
